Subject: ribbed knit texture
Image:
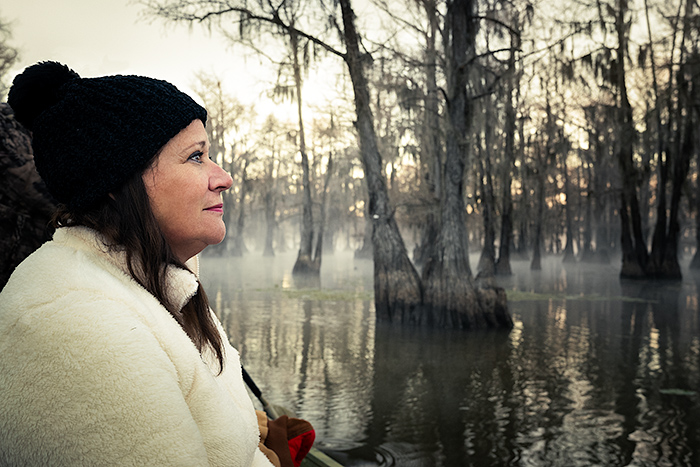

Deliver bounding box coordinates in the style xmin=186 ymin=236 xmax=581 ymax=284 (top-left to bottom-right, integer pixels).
xmin=9 ymin=62 xmax=207 ymax=210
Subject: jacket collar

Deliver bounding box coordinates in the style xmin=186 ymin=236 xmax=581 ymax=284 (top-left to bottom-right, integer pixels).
xmin=53 ymin=226 xmax=200 ymax=312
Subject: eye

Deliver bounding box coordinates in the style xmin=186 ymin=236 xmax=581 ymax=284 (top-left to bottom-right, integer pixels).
xmin=188 ymin=151 xmax=204 ymax=164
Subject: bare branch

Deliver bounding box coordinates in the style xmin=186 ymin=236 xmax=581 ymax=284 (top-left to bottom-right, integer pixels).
xmin=139 ymin=0 xmax=346 ymax=59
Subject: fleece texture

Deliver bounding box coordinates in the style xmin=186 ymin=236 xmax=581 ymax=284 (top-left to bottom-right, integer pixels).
xmin=0 ymin=226 xmax=274 ymax=467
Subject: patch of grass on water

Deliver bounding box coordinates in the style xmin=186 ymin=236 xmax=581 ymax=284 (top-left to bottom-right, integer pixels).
xmin=247 ymin=287 xmax=653 ymax=304
xmin=659 ymin=388 xmax=697 ymax=397
xmin=506 ymin=290 xmax=654 ymax=303
xmin=253 ymin=287 xmax=373 ymax=302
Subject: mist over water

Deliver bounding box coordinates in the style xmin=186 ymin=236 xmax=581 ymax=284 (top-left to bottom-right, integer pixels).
xmin=200 ymin=252 xmax=700 ymax=467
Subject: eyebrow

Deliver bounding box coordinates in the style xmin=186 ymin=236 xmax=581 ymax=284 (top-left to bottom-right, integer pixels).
xmin=180 ymin=140 xmax=207 ymax=155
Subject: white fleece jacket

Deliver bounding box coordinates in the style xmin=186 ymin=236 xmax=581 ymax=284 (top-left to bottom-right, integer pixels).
xmin=0 ymin=227 xmax=274 ymax=467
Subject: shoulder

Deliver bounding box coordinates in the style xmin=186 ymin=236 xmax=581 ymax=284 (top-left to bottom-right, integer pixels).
xmin=0 ymin=226 xmax=190 ymax=359
xmin=3 ymin=226 xmax=133 ymax=292
xmin=0 ymin=229 xmax=200 ymax=415
xmin=0 ymin=240 xmax=168 ymax=363
xmin=1 ymin=231 xmax=137 ymax=325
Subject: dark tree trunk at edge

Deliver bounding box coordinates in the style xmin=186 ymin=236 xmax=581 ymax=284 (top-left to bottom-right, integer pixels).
xmin=0 ymin=104 xmax=57 ymax=289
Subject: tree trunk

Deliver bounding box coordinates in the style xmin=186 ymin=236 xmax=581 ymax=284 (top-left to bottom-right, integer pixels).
xmin=339 ymin=0 xmax=423 ymax=322
xmin=648 ymin=0 xmax=694 ymax=279
xmin=532 ymin=91 xmax=556 ymax=271
xmin=421 ymin=0 xmax=511 ymax=329
xmin=561 ymin=152 xmax=576 ymax=263
xmin=412 ymin=213 xmax=439 ymax=273
xmin=291 ymin=29 xmax=317 ymax=275
xmin=513 ymin=118 xmax=529 ymax=260
xmin=230 ymin=157 xmax=250 ymax=257
xmin=616 ymin=0 xmax=648 ymax=278
xmin=354 ymin=191 xmax=374 ymax=259
xmin=276 ymin=221 xmax=288 ymax=253
xmin=477 ymin=127 xmax=496 ymax=278
xmin=263 ymin=190 xmax=276 ymax=257
xmin=530 ymin=165 xmax=544 ymax=271
xmin=645 ymin=0 xmax=669 ymax=277
xmin=495 ymin=35 xmax=517 ymax=276
xmin=688 ymin=46 xmax=700 ymax=269
xmin=530 ymin=142 xmax=547 ymax=271
xmin=262 ymin=155 xmax=277 ymax=257
xmin=691 ymin=167 xmax=700 ymax=268
xmin=0 ymin=103 xmax=57 ymax=289
xmin=413 ymin=0 xmax=441 ymax=274
xmin=579 ymin=155 xmax=595 ymax=262
xmin=661 ymin=56 xmax=695 ymax=277
xmin=592 ymin=122 xmax=612 ymax=264
xmin=661 ymin=115 xmax=691 ymax=278
xmin=312 ymin=155 xmax=334 ymax=269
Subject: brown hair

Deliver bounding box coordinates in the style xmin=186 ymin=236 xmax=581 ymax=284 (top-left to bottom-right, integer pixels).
xmin=51 ymin=169 xmax=225 ymax=373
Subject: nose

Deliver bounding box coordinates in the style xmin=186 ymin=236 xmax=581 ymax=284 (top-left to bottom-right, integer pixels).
xmin=210 ymin=162 xmax=233 ymax=192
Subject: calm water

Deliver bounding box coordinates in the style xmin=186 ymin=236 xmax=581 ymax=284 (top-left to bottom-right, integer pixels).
xmin=200 ymin=252 xmax=700 ymax=467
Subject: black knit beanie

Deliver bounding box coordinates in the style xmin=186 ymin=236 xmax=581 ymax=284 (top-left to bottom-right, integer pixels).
xmin=7 ymin=61 xmax=207 ymax=211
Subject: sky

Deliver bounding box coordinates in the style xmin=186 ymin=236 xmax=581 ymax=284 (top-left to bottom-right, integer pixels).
xmin=1 ymin=0 xmax=285 ymax=109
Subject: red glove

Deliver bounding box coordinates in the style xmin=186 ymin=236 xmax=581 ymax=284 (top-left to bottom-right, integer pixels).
xmin=263 ymin=414 xmax=315 ymax=467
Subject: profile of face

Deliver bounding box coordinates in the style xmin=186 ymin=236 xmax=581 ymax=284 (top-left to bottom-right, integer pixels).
xmin=142 ymin=119 xmax=233 ymax=262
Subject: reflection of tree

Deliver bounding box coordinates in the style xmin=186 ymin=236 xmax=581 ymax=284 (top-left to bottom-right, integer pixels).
xmin=368 ymin=324 xmax=513 ymax=465
xmin=616 ymin=282 xmax=652 ymax=463
xmin=215 ymin=288 xmax=376 ymax=447
xmin=616 ymin=280 xmax=699 ymax=465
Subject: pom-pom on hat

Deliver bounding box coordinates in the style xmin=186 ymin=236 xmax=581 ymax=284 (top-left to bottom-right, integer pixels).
xmin=7 ymin=61 xmax=207 ymax=211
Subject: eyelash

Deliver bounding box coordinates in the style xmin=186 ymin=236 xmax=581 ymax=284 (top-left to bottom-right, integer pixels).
xmin=188 ymin=151 xmax=204 ymax=164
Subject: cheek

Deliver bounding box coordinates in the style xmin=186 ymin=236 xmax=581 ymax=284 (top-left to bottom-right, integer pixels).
xmin=144 ymin=168 xmax=207 ymax=230
xmin=145 ymin=170 xmax=182 ymax=208
xmin=144 ymin=180 xmax=178 ymax=226
xmin=158 ymin=183 xmax=204 ymax=232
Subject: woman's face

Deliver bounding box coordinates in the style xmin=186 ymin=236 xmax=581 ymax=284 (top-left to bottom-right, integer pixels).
xmin=143 ymin=119 xmax=233 ymax=262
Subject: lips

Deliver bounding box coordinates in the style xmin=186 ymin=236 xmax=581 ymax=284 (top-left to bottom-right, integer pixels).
xmin=204 ymin=204 xmax=223 ymax=213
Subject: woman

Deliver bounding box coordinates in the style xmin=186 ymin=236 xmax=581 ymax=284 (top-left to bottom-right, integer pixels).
xmin=0 ymin=61 xmax=287 ymax=466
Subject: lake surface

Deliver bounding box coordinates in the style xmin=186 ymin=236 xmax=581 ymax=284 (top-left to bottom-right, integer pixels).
xmin=200 ymin=251 xmax=700 ymax=467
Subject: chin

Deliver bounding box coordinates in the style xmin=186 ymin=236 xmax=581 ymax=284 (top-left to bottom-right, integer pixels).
xmin=211 ymin=237 xmax=226 ymax=246
xmin=202 ymin=222 xmax=226 ymax=244
xmin=208 ymin=229 xmax=227 ymax=246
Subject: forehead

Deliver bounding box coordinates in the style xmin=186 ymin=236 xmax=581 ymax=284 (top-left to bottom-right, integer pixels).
xmin=160 ymin=120 xmax=208 ymax=155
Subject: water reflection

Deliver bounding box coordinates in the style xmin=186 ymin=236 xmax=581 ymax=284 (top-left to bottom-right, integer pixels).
xmin=200 ymin=253 xmax=700 ymax=466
